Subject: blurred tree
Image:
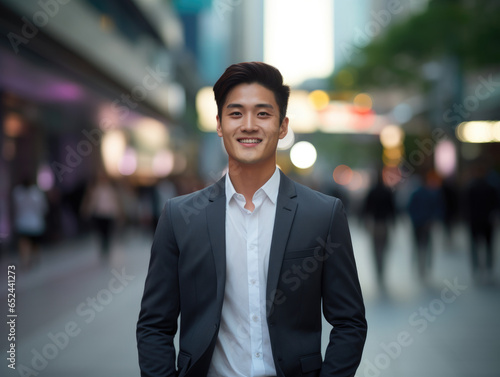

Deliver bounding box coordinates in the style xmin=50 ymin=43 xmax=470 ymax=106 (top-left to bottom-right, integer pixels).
xmin=331 ymin=0 xmax=500 ymax=91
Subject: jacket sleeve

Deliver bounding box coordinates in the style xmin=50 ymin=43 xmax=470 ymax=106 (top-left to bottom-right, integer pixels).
xmin=137 ymin=200 xmax=180 ymax=377
xmin=321 ymin=199 xmax=367 ymax=376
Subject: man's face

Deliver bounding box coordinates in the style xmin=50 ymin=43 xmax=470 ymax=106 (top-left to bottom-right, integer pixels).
xmin=216 ymin=83 xmax=288 ymax=169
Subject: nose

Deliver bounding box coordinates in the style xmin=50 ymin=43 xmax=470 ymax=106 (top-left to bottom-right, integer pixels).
xmin=240 ymin=115 xmax=258 ymax=132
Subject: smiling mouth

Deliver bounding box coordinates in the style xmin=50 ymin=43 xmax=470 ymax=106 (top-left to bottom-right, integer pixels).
xmin=238 ymin=138 xmax=262 ymax=144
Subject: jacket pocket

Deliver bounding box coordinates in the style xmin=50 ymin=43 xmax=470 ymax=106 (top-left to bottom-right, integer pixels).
xmin=177 ymin=351 xmax=191 ymax=376
xmin=300 ymin=353 xmax=322 ymax=373
xmin=284 ymin=247 xmax=322 ymax=260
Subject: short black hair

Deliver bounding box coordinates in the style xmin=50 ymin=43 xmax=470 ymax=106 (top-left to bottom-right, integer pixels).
xmin=213 ymin=62 xmax=290 ymax=125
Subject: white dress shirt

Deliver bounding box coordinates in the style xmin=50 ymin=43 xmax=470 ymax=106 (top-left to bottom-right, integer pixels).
xmin=207 ymin=167 xmax=280 ymax=377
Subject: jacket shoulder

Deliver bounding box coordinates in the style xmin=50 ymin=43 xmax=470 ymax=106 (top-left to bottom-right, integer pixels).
xmin=164 ymin=180 xmax=224 ymax=227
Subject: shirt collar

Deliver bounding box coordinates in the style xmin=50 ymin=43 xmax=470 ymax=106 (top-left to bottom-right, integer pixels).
xmin=225 ymin=166 xmax=280 ymax=206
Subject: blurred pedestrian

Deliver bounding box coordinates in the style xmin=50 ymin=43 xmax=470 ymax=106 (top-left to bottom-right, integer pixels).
xmin=362 ymin=171 xmax=396 ymax=288
xmin=407 ymin=171 xmax=443 ymax=280
xmin=81 ymin=171 xmax=122 ymax=257
xmin=12 ymin=178 xmax=48 ymax=268
xmin=440 ymin=178 xmax=459 ymax=249
xmin=464 ymin=167 xmax=498 ymax=283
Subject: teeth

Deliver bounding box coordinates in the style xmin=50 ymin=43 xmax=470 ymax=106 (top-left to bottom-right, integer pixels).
xmin=239 ymin=139 xmax=261 ymax=143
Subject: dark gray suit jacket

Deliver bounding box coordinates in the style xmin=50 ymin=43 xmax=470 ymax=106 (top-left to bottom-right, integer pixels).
xmin=137 ymin=171 xmax=367 ymax=377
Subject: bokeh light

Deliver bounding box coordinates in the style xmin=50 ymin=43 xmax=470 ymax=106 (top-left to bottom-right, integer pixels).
xmin=290 ymin=141 xmax=317 ymax=169
xmin=456 ymin=121 xmax=500 ymax=143
xmin=134 ymin=118 xmax=169 ymax=150
xmin=462 ymin=121 xmax=491 ymax=143
xmin=383 ymin=147 xmax=402 ymax=160
xmin=380 ymin=125 xmax=404 ymax=148
xmin=333 ymin=164 xmax=353 ymax=185
xmin=435 ymin=140 xmax=457 ymax=177
xmin=37 ymin=164 xmax=55 ymax=191
xmin=152 ymin=149 xmax=175 ymax=177
xmin=3 ymin=113 xmax=23 ymax=137
xmin=353 ymin=93 xmax=373 ymax=111
xmin=101 ymin=130 xmax=127 ymax=177
xmin=196 ymin=87 xmax=218 ymax=132
xmin=492 ymin=122 xmax=500 ymax=141
xmin=118 ymin=147 xmax=137 ymax=176
xmin=287 ymin=91 xmax=318 ymax=133
xmin=308 ymin=90 xmax=330 ymax=110
xmin=346 ymin=170 xmax=365 ymax=191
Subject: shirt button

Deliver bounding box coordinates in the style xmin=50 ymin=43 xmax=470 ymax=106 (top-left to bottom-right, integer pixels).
xmin=255 ymin=352 xmax=261 ymax=358
xmin=250 ymin=279 xmax=256 ymax=285
xmin=252 ymin=315 xmax=259 ymax=322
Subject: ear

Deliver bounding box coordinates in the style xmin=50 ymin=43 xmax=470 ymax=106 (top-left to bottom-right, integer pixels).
xmin=216 ymin=115 xmax=223 ymax=137
xmin=278 ymin=117 xmax=289 ymax=140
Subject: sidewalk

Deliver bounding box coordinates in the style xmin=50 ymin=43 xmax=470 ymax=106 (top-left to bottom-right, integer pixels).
xmin=1 ymin=219 xmax=498 ymax=377
xmin=1 ymin=228 xmax=153 ymax=377
xmin=352 ymin=216 xmax=500 ymax=377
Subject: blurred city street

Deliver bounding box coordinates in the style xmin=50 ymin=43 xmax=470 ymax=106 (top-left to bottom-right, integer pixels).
xmin=1 ymin=0 xmax=500 ymax=376
xmin=1 ymin=217 xmax=499 ymax=377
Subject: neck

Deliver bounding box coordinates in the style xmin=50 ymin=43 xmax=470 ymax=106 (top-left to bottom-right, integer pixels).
xmin=228 ymin=159 xmax=276 ymax=203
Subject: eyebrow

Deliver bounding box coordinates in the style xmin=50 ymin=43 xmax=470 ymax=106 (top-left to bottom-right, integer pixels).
xmin=226 ymin=103 xmax=274 ymax=109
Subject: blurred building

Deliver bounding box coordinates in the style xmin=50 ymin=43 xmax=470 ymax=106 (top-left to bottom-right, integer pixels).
xmin=172 ymin=0 xmax=267 ymax=181
xmin=0 ymin=0 xmax=202 ymax=245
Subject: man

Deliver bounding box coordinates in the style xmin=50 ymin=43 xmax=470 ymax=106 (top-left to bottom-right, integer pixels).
xmin=464 ymin=166 xmax=499 ymax=283
xmin=137 ymin=62 xmax=367 ymax=377
xmin=362 ymin=170 xmax=396 ymax=288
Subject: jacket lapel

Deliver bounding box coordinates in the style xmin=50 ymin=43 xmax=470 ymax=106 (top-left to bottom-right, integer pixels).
xmin=206 ymin=176 xmax=226 ymax=303
xmin=266 ymin=171 xmax=297 ymax=316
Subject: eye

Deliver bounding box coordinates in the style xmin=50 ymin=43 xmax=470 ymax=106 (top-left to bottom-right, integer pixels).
xmin=228 ymin=111 xmax=242 ymax=116
xmin=257 ymin=112 xmax=271 ymax=117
